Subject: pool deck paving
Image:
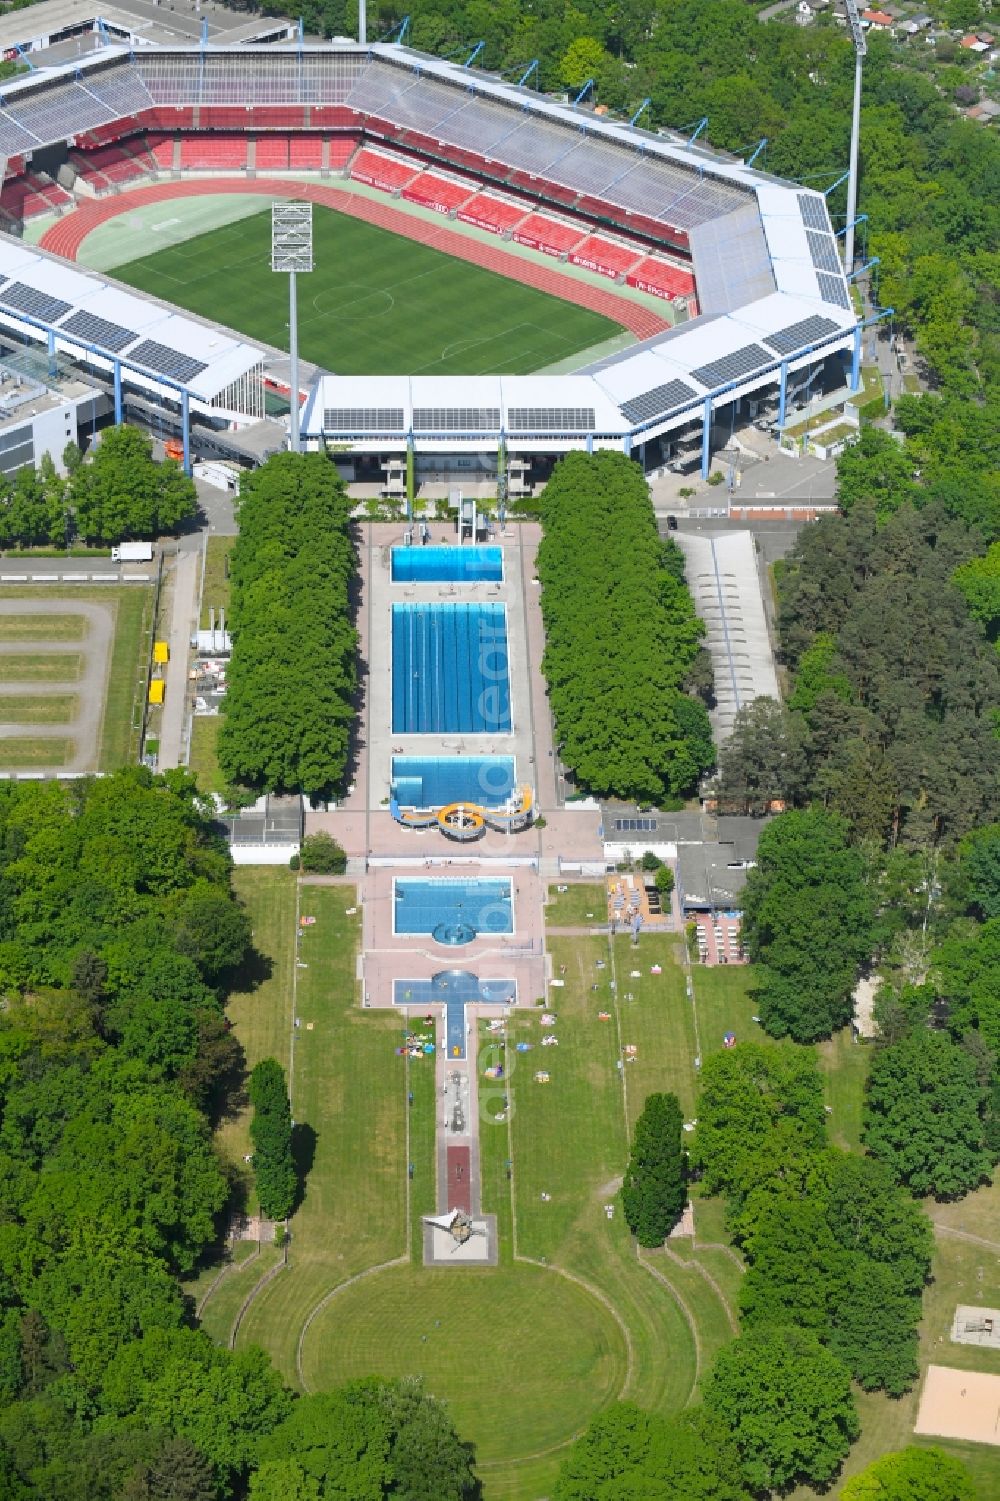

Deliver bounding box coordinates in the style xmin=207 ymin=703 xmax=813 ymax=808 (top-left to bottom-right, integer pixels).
xmin=304 ymin=523 xmax=603 ymax=1261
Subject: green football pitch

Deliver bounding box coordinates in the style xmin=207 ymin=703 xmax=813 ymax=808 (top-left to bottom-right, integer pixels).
xmin=112 ymin=205 xmax=624 ymax=375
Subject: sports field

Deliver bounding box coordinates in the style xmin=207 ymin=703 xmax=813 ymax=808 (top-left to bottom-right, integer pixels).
xmin=113 ymin=205 xmax=623 ymax=375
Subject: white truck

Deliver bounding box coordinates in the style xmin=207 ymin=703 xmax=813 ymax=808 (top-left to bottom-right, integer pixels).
xmin=111 ymin=542 xmax=154 ymax=563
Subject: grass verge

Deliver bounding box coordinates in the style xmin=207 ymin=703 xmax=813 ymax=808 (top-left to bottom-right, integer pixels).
xmin=546 ymin=882 xmax=606 ymax=926
xmin=0 ymin=613 xmax=87 ymax=641
xmin=0 ymin=736 xmax=71 ymax=767
xmin=0 ymin=693 xmax=78 ymax=723
xmin=0 ymin=652 xmax=83 ymax=681
xmin=200 ymin=535 xmax=235 ymax=629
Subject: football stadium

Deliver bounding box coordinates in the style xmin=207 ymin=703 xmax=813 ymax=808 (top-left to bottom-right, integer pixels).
xmin=0 ymin=4 xmax=861 ymax=487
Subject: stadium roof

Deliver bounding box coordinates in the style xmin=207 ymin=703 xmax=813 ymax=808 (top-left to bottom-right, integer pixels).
xmin=0 ymin=238 xmax=265 ymax=404
xmin=0 ymin=28 xmax=859 ymax=440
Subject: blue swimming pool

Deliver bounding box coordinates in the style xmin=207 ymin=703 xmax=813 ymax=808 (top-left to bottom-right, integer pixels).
xmin=394 ymin=971 xmax=517 ymax=1058
xmin=392 ymin=545 xmax=503 ymax=584
xmin=391 ymin=755 xmax=515 ymax=809
xmin=394 ymin=878 xmax=513 ymax=940
xmin=392 ymin=603 xmax=511 ymax=734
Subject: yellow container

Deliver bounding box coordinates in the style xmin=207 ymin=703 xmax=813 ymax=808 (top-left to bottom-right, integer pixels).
xmin=148 ymin=679 xmax=165 ymax=705
xmin=153 ymin=640 xmax=169 ymax=664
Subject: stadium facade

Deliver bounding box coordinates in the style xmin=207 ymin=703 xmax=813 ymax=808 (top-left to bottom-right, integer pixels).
xmin=0 ymin=18 xmax=861 ymax=477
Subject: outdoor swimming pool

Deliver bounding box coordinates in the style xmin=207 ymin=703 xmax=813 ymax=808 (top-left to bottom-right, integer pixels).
xmin=391 ymin=545 xmax=503 ymax=584
xmin=394 ymin=972 xmax=517 ymax=1058
xmin=394 ymin=878 xmax=514 ymax=941
xmin=392 ymin=602 xmax=511 ymax=734
xmin=391 ymin=755 xmax=516 ymax=809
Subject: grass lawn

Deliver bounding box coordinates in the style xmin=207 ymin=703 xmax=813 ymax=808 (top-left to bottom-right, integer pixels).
xmin=0 ymin=736 xmax=71 ymax=766
xmin=200 ymin=535 xmax=235 ymax=629
xmin=99 ymin=585 xmax=155 ymax=769
xmin=189 ymin=716 xmax=227 ymax=799
xmin=114 ymin=206 xmax=623 ymax=376
xmin=307 ymin=1259 xmax=626 ymax=1465
xmin=0 ymin=653 xmax=83 ymax=681
xmin=546 ymin=882 xmax=606 ymax=926
xmin=0 ymin=613 xmax=88 ymax=641
xmin=236 ymin=883 xmax=408 ymax=1384
xmin=818 ymin=1027 xmax=869 ymax=1153
xmin=0 ymin=693 xmax=77 ymax=723
xmin=198 ymin=1244 xmax=286 ymax=1348
xmin=214 ymin=868 xmax=298 ymax=1186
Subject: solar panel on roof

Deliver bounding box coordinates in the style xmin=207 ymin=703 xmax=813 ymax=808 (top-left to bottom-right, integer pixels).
xmin=412 ymin=407 xmax=500 ymax=431
xmin=0 ymin=281 xmax=72 ymax=325
xmin=129 ymin=339 xmax=207 ymax=383
xmin=690 ymin=343 xmax=770 ymax=391
xmin=61 ymin=309 xmax=135 ymax=353
xmin=817 ymin=272 xmax=852 ymax=311
xmin=323 ymin=408 xmax=405 ymax=432
xmin=620 ymin=379 xmax=697 ymax=426
xmin=764 ymin=315 xmax=840 ymax=358
xmin=806 ymin=230 xmax=841 ymax=275
xmin=798 ymin=193 xmax=830 ymax=233
xmin=507 ymin=407 xmax=595 ymax=431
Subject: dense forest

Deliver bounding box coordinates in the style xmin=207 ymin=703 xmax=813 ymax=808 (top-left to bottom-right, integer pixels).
xmin=218 ymin=452 xmax=358 ymax=801
xmin=535 ymin=450 xmax=713 ymax=803
xmin=0 ymin=769 xmax=479 ymax=1499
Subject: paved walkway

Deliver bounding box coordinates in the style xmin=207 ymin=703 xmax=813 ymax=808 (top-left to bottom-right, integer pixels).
xmin=158 ymin=549 xmax=200 ymax=768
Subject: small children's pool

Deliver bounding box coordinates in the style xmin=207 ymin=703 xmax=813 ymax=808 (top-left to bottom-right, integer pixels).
xmin=392 ymin=545 xmax=503 ymax=584
xmin=394 ymin=878 xmax=513 ymax=942
xmin=394 ymin=971 xmax=517 ymax=1059
xmin=391 ymin=755 xmax=515 ymax=810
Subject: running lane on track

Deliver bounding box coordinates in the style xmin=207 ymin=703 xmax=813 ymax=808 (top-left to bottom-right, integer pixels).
xmin=38 ymin=179 xmax=670 ymax=341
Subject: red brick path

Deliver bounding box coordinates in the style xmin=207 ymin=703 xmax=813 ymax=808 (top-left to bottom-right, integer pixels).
xmin=445 ymin=1144 xmax=471 ymax=1215
xmin=38 ymin=178 xmax=670 ymax=340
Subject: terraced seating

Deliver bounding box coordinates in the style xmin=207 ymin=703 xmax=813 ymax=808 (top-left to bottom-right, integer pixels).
xmin=350 ymin=147 xmax=419 ymax=192
xmin=512 ymin=212 xmax=586 ymax=256
xmin=402 ymin=171 xmax=475 ymax=214
xmin=455 ymin=192 xmax=527 ymax=233
xmin=569 ymin=234 xmax=645 ymax=279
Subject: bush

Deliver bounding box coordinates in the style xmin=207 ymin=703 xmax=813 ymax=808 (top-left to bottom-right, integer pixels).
xmin=641 ymin=852 xmax=663 ymax=871
xmin=299 ymin=832 xmax=347 ymax=874
xmin=288 ymin=853 xmax=301 ymax=871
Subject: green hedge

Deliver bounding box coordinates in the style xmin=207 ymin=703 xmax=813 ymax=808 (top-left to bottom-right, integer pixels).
xmin=218 ymin=452 xmax=357 ymax=799
xmin=536 ymin=452 xmax=714 ymax=802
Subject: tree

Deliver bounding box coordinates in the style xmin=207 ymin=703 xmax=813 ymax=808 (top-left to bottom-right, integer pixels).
xmin=835 ymin=426 xmax=917 ymax=518
xmin=249 ymin=1058 xmax=297 ymax=1221
xmin=71 ymin=425 xmax=196 ymax=543
xmin=840 ymin=1446 xmax=975 ymax=1500
xmin=253 ymin=1380 xmax=480 ymax=1501
xmin=553 ymin=1403 xmax=749 ymax=1501
xmin=741 ymin=810 xmax=874 ymax=1042
xmin=864 ymin=1027 xmax=990 ymax=1197
xmin=536 ymin=453 xmax=713 ymax=803
xmin=621 ymin=1092 xmax=686 ymax=1247
xmin=654 ymin=864 xmax=674 ymax=897
xmin=218 ymin=452 xmax=358 ymax=799
xmin=714 ymin=697 xmax=810 ymax=814
xmin=702 ymin=1326 xmax=858 ymax=1492
xmin=692 ymin=1042 xmax=827 ymax=1199
xmin=298 ymin=832 xmax=348 ymax=874
xmin=953 ymin=824 xmax=1000 ymax=920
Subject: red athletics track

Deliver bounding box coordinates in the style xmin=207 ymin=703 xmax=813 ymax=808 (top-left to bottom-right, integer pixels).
xmin=446 ymin=1145 xmax=471 ymax=1216
xmin=38 ymin=178 xmax=670 ymax=342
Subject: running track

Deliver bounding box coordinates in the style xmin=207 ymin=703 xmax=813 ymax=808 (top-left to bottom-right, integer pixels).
xmin=38 ymin=178 xmax=670 ymax=342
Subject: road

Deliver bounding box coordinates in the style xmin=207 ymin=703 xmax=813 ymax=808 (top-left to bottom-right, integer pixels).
xmin=158 ymin=548 xmax=201 ymax=769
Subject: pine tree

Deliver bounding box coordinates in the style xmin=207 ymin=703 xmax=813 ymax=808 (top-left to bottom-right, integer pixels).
xmin=249 ymin=1059 xmax=297 ymax=1221
xmin=621 ymin=1092 xmax=686 ymax=1247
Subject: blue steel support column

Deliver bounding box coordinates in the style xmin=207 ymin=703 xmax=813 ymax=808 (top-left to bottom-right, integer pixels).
xmin=181 ymin=389 xmax=191 ymax=476
xmin=623 ymin=432 xmax=632 ymax=456
xmin=46 ymin=330 xmax=56 ymax=377
xmin=586 ymin=432 xmax=593 ymax=454
xmin=851 ymin=324 xmax=862 ymax=392
xmin=113 ymin=360 xmax=122 ymax=424
xmin=701 ymin=395 xmax=712 ymax=480
xmin=778 ymin=360 xmax=788 ymax=430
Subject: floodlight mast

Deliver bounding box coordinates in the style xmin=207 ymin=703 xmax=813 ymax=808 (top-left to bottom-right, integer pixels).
xmin=843 ymin=0 xmax=866 ymax=276
xmin=271 ymin=202 xmax=314 ymax=454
